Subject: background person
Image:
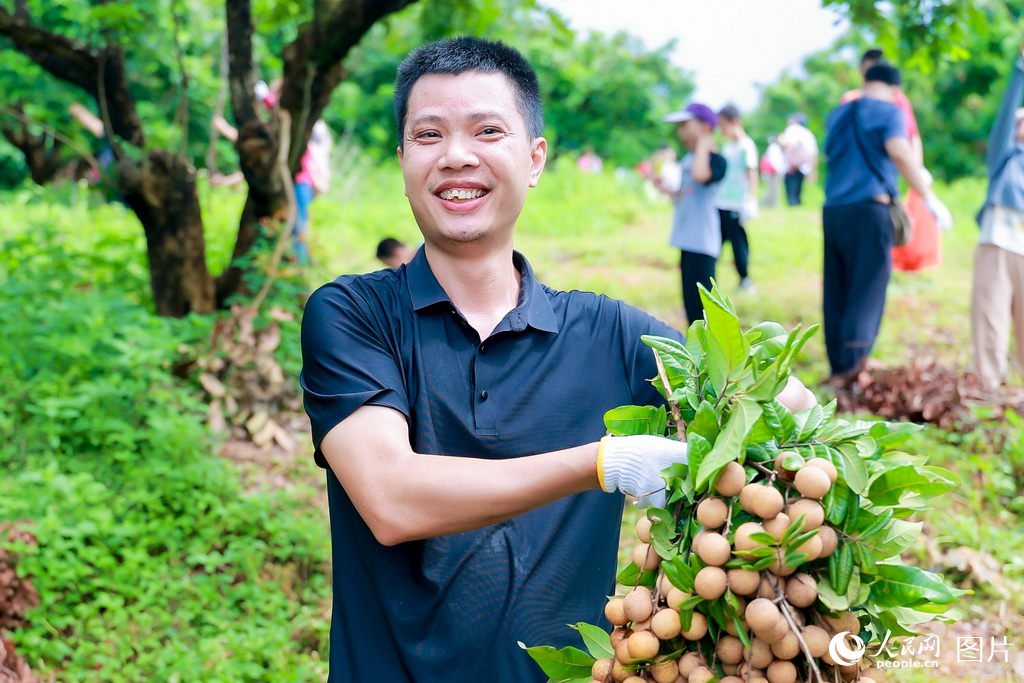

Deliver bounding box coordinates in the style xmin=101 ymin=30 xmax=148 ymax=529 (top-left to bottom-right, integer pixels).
xmin=779 ymin=112 xmax=818 ymax=206
xmin=760 ymin=135 xmax=786 ymax=208
xmin=971 ymin=47 xmax=1024 ymax=394
xmin=821 ymin=64 xmax=951 ymax=386
xmin=716 ymin=104 xmax=759 ymax=291
xmin=375 ymin=237 xmax=416 ymax=268
xmin=654 ymin=103 xmax=727 ymax=324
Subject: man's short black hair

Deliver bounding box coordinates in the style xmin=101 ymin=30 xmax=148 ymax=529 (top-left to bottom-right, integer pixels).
xmin=394 ymin=36 xmax=544 ymax=148
xmin=861 ymin=48 xmax=884 ymax=65
xmin=864 ymin=63 xmax=901 ymax=86
xmin=376 ymin=237 xmax=405 ymax=260
xmin=718 ymin=105 xmax=741 ymax=122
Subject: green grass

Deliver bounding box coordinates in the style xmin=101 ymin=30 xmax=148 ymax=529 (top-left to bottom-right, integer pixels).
xmin=2 ymin=161 xmax=1022 ymax=681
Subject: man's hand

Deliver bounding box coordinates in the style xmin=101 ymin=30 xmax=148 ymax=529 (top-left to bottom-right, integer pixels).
xmin=924 ymin=193 xmax=953 ymax=232
xmin=598 ymin=435 xmax=688 ymax=508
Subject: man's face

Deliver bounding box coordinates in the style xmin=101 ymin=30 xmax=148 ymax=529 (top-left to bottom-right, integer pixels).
xmin=1016 ymin=116 xmax=1024 ymax=143
xmin=397 ymin=71 xmax=546 ymax=249
xmin=676 ymin=119 xmax=705 ymax=150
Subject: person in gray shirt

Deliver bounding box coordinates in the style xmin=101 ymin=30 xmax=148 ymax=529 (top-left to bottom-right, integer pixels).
xmin=654 ymin=103 xmax=727 ymax=324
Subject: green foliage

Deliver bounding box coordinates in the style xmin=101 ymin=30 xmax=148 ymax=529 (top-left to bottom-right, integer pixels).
xmin=0 ymin=201 xmax=330 ymax=680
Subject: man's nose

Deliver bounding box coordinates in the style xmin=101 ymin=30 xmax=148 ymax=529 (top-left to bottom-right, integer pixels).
xmin=439 ymin=133 xmax=480 ymax=170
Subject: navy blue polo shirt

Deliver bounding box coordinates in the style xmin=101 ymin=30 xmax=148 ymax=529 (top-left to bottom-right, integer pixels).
xmin=824 ymin=98 xmax=906 ymax=207
xmin=300 ymin=247 xmax=682 ymax=682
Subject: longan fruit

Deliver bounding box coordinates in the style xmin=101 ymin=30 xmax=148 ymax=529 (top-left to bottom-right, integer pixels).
xmin=801 ymin=625 xmax=830 ymax=657
xmin=860 ymin=667 xmax=886 ymax=682
xmin=623 ymin=587 xmax=654 ymax=623
xmin=805 ymin=456 xmax=838 ymax=483
xmin=716 ymin=635 xmax=745 ymax=664
xmin=609 ymin=626 xmax=631 ymax=648
xmin=757 ymin=574 xmax=780 ymax=599
xmin=791 ymin=533 xmax=822 ymax=563
xmin=769 ymin=631 xmax=801 ymax=660
xmin=651 ymin=607 xmax=682 ymax=639
xmin=774 ymin=451 xmax=799 ymax=480
xmin=694 ymin=566 xmax=727 ymax=600
xmin=666 ymin=587 xmax=690 ymax=608
xmin=677 ymin=651 xmax=703 ymax=676
xmin=733 ymin=521 xmax=767 ymax=551
xmin=762 ymin=513 xmax=791 ymax=542
xmin=682 ymin=610 xmax=708 ymax=640
xmin=721 ymin=677 xmax=744 ymax=683
xmin=605 ymin=597 xmax=628 ymax=626
xmin=631 ymin=616 xmax=651 ymax=632
xmin=622 ymin=677 xmax=646 ymax=683
xmin=627 ymin=630 xmax=660 ymax=660
xmin=823 ymin=610 xmax=860 ymax=636
xmin=766 ymin=659 xmax=797 ymax=683
xmin=818 ymin=525 xmax=838 ymax=557
xmin=744 ymin=637 xmax=774 ymax=668
xmin=649 ymin=656 xmax=679 ymax=683
xmin=745 ymin=598 xmax=781 ymax=634
xmin=611 ymin=658 xmax=631 ymax=682
xmin=689 ymin=665 xmax=715 ymax=683
xmin=696 ymin=532 xmax=731 ymax=566
xmin=722 ymin=664 xmax=739 ymax=675
xmin=766 ymin=556 xmax=796 ymax=577
xmin=633 ymin=542 xmax=661 ymax=571
xmin=740 ymin=483 xmax=785 ymax=520
xmin=635 ymin=515 xmax=653 ymax=543
xmin=592 ymin=657 xmax=613 ymax=681
xmin=696 ymin=497 xmax=729 ymax=528
xmin=727 ymin=568 xmax=761 ymax=597
xmin=785 ymin=573 xmax=818 ymax=608
xmin=760 ymin=616 xmax=790 ymax=644
xmin=614 ymin=638 xmax=632 ymax=664
xmin=715 ymin=461 xmax=746 ymax=496
xmin=657 ymin=572 xmax=674 ymax=596
xmin=794 ymin=466 xmax=831 ymax=499
xmin=691 ymin=529 xmax=710 ymax=553
xmin=785 ymin=498 xmax=824 ymax=529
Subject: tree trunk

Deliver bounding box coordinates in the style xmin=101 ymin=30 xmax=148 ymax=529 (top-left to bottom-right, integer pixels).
xmin=119 ymin=151 xmax=216 ymax=317
xmin=1 ymin=124 xmax=62 ymax=185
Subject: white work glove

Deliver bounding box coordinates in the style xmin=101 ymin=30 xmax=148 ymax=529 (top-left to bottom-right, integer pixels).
xmin=919 ymin=166 xmax=934 ymax=187
xmin=254 ymin=80 xmax=270 ymax=100
xmin=598 ymin=435 xmax=688 ymax=508
xmin=924 ymin=192 xmax=953 ymax=232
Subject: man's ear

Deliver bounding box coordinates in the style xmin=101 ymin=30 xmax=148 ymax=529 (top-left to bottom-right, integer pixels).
xmin=528 ymin=137 xmax=548 ymax=188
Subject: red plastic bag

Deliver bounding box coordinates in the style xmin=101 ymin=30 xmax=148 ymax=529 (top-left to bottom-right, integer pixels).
xmin=892 ymin=188 xmax=941 ymax=272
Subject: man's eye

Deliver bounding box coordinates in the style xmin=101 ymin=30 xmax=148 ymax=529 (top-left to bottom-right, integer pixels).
xmin=415 ymin=131 xmax=440 ymax=139
xmin=480 ymin=127 xmax=503 ymax=136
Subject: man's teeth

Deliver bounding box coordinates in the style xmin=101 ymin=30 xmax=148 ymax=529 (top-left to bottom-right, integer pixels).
xmin=439 ymin=188 xmax=486 ymax=200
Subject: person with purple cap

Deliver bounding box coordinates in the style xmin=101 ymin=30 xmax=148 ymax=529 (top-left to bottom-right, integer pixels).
xmin=654 ymin=102 xmax=727 ymax=324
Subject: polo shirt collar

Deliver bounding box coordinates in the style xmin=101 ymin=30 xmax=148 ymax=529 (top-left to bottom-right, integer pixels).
xmin=406 ymin=245 xmax=559 ymax=333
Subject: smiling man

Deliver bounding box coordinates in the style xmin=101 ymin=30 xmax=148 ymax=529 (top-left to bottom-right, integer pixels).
xmin=300 ymin=37 xmax=815 ymax=681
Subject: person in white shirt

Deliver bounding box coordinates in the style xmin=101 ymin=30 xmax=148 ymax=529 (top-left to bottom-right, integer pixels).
xmin=779 ymin=112 xmax=818 ymax=206
xmin=716 ymin=105 xmax=759 ymax=291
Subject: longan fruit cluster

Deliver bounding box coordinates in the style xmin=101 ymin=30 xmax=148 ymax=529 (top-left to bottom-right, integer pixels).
xmin=585 ymin=455 xmax=886 ymax=683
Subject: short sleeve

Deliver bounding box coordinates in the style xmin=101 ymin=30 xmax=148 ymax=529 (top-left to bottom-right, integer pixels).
xmin=615 ymin=300 xmax=685 ymax=408
xmin=300 ymin=281 xmax=410 ymax=467
xmin=882 ymin=106 xmax=907 ymax=142
xmin=742 ymin=139 xmax=758 ymax=169
xmin=707 ymin=153 xmax=727 ymax=185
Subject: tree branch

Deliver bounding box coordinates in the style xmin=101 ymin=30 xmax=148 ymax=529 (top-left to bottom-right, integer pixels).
xmin=0 ymin=8 xmax=144 ymax=147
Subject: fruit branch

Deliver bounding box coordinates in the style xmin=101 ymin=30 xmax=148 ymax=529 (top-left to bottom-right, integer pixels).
xmin=773 ymin=594 xmax=826 ymax=683
xmin=653 ymin=352 xmax=685 ymax=436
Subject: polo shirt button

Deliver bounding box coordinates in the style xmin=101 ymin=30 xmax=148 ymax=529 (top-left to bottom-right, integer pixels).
xmin=479 ymin=343 xmax=487 ymax=354
xmin=480 ymin=390 xmax=489 ymax=401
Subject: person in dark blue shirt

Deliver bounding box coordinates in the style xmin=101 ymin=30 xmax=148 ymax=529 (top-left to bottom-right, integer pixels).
xmin=821 ymin=63 xmax=950 ymax=387
xmin=300 ymin=36 xmax=816 ymax=682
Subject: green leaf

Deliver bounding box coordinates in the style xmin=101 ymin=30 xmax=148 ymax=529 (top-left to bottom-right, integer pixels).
xmin=748 ymin=532 xmax=779 ymax=546
xmin=817 ymin=575 xmax=851 ymax=611
xmin=868 ymin=565 xmax=960 ymax=608
xmin=835 ymin=442 xmax=869 ymax=494
xmin=617 ymin=563 xmax=657 ymax=588
xmin=869 ymin=422 xmax=923 ymax=449
xmin=568 ymin=623 xmax=614 ymax=659
xmin=744 ymin=321 xmax=788 ymax=353
xmin=604 ymin=405 xmax=668 ymax=436
xmin=769 ymin=399 xmax=797 ymax=444
xmin=867 ymin=466 xmax=959 ymax=506
xmin=695 ymin=398 xmax=763 ymax=491
xmin=699 ymin=283 xmax=751 ymax=394
xmin=834 ymin=544 xmax=855 ymax=595
xmin=795 ymin=404 xmax=825 ymax=442
xmin=648 ymin=510 xmax=678 ymax=560
xmin=662 ymin=556 xmax=696 ymax=593
xmin=642 ymin=335 xmax=696 ymax=397
xmin=690 ymin=402 xmax=720 ymax=443
xmin=874 ymin=519 xmax=923 ymax=557
xmin=685 ymin=432 xmax=712 ymax=493
xmin=519 ymin=643 xmax=594 ymax=679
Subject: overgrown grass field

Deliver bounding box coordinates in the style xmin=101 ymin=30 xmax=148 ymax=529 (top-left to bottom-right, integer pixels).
xmin=1 ymin=160 xmax=1021 ymax=680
